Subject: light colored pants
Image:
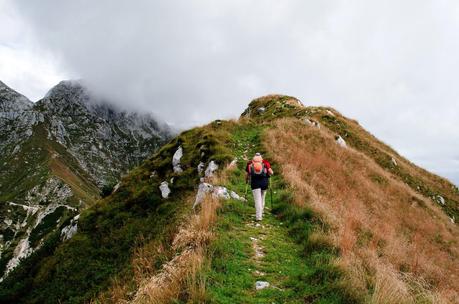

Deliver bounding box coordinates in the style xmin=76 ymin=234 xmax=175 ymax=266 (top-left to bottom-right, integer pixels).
xmin=252 ymin=188 xmax=267 ymax=221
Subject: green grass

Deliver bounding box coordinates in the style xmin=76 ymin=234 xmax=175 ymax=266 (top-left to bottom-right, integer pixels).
xmin=204 ymin=124 xmax=357 ymax=303
xmin=0 ymin=121 xmax=239 ymax=304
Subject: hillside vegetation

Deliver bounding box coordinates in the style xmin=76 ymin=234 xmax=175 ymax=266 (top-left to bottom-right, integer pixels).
xmin=1 ymin=95 xmax=458 ymax=303
xmin=0 ymin=80 xmax=170 ymax=281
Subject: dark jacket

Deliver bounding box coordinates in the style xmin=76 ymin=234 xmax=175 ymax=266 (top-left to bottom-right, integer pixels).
xmin=246 ymin=160 xmax=271 ymax=190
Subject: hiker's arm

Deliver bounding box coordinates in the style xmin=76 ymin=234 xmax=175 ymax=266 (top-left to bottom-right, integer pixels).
xmin=268 ymin=168 xmax=274 ymax=176
xmin=245 ymin=172 xmax=250 ymax=183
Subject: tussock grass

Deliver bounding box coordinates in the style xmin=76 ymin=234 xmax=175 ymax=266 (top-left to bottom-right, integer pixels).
xmin=264 ymin=118 xmax=459 ymax=303
xmin=130 ymin=195 xmax=221 ymax=304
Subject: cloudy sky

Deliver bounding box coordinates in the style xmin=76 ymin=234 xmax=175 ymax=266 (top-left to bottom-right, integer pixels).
xmin=1 ymin=0 xmax=458 ymax=185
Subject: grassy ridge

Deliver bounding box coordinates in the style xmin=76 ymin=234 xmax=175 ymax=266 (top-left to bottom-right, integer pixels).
xmin=0 ymin=121 xmax=235 ymax=303
xmin=205 ymin=124 xmax=356 ymax=303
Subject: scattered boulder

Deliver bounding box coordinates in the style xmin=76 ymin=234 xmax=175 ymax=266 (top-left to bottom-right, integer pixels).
xmin=326 ymin=110 xmax=335 ymax=117
xmin=255 ymin=281 xmax=270 ymax=290
xmin=227 ymin=158 xmax=238 ymax=169
xmin=450 ymin=216 xmax=455 ymax=224
xmin=60 ymin=214 xmax=79 ymax=241
xmin=304 ymin=118 xmax=320 ymax=128
xmin=172 ymin=146 xmax=183 ymax=173
xmin=435 ymin=195 xmax=446 ymax=205
xmin=335 ymin=135 xmax=347 ymax=148
xmin=257 ymin=107 xmax=266 ymax=114
xmin=205 ymin=160 xmax=219 ymax=177
xmin=159 ymin=181 xmax=171 ymax=199
xmin=193 ymin=182 xmax=246 ymax=208
xmin=194 ymin=182 xmax=213 ymax=208
xmin=230 ymin=190 xmax=244 ymax=201
xmin=213 ymin=186 xmax=230 ymax=200
xmin=112 ymin=182 xmax=121 ymax=193
xmin=197 ymin=162 xmax=205 ymax=175
xmin=391 ymin=157 xmax=398 ymax=167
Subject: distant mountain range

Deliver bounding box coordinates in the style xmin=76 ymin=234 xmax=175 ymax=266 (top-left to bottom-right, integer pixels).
xmin=0 ymin=80 xmax=171 ymax=278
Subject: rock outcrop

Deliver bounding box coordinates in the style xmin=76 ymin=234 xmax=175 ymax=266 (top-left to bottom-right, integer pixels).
xmin=0 ymin=80 xmax=171 ymax=278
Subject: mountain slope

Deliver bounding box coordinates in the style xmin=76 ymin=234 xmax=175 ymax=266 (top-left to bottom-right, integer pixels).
xmin=0 ymin=80 xmax=170 ymax=280
xmin=37 ymin=80 xmax=170 ymax=186
xmin=0 ymin=118 xmax=234 ymax=303
xmin=0 ymin=95 xmax=457 ymax=303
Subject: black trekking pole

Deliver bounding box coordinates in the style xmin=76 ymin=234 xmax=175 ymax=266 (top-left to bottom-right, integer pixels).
xmin=244 ymin=176 xmax=250 ymax=202
xmin=269 ymin=177 xmax=273 ymax=209
xmin=244 ymin=181 xmax=248 ymax=201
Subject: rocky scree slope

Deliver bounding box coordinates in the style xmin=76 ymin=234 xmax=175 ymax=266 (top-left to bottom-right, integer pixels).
xmin=0 ymin=80 xmax=170 ymax=280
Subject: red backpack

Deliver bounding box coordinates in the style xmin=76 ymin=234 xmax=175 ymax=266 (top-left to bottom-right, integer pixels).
xmin=248 ymin=161 xmax=267 ymax=177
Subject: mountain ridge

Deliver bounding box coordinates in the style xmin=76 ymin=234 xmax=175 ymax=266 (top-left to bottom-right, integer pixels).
xmin=0 ymin=80 xmax=171 ymax=280
xmin=0 ymin=93 xmax=458 ymax=303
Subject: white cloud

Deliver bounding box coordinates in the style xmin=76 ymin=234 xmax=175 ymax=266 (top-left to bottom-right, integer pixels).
xmin=0 ymin=0 xmax=69 ymax=100
xmin=1 ymin=0 xmax=459 ymax=185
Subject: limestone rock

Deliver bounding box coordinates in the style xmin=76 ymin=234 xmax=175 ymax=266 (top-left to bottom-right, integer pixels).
xmin=257 ymin=107 xmax=266 ymax=114
xmin=326 ymin=109 xmax=335 ymax=116
xmin=205 ymin=160 xmax=219 ymax=177
xmin=172 ymin=146 xmax=183 ymax=173
xmin=335 ymin=135 xmax=347 ymax=148
xmin=304 ymin=118 xmax=320 ymax=128
xmin=435 ymin=195 xmax=446 ymax=205
xmin=255 ymin=281 xmax=270 ymax=290
xmin=194 ymin=182 xmax=214 ymax=208
xmin=159 ymin=181 xmax=171 ymax=199
xmin=197 ymin=162 xmax=205 ymax=175
xmin=61 ymin=214 xmax=80 ymax=241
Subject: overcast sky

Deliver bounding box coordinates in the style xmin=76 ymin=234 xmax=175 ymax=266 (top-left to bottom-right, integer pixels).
xmin=0 ymin=0 xmax=458 ymax=185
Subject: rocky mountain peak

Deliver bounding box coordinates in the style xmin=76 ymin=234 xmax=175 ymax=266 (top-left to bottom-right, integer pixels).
xmin=0 ymin=80 xmax=171 ymax=280
xmin=43 ymin=79 xmax=88 ymax=101
xmin=0 ymin=80 xmax=33 ymax=113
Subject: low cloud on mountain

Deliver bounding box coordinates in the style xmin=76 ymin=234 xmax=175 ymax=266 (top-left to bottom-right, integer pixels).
xmin=2 ymin=0 xmax=459 ymax=184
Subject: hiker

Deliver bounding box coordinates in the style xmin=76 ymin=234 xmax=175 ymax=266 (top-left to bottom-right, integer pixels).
xmin=246 ymin=153 xmax=274 ymax=221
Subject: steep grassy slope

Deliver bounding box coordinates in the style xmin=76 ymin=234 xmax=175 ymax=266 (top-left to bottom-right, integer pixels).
xmin=243 ymin=95 xmax=459 ymax=302
xmin=242 ymin=95 xmax=459 ymax=222
xmin=0 ymin=122 xmax=100 ymax=277
xmin=0 ymin=121 xmax=233 ymax=303
xmin=1 ymin=95 xmax=457 ymax=303
xmin=265 ymin=118 xmax=459 ymax=302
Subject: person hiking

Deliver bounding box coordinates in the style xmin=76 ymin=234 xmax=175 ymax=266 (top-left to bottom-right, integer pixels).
xmin=246 ymin=153 xmax=274 ymax=221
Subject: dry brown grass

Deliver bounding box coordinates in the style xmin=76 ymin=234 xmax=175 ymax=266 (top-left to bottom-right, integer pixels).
xmin=324 ymin=111 xmax=459 ymax=204
xmin=129 ymin=194 xmax=221 ymax=304
xmin=49 ymin=153 xmax=99 ymax=205
xmin=92 ymin=192 xmax=220 ymax=304
xmin=264 ymin=118 xmax=459 ymax=303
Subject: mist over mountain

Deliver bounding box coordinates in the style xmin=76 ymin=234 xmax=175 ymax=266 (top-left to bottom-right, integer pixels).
xmin=4 ymin=0 xmax=459 ymax=186
xmin=0 ymin=80 xmax=171 ymax=280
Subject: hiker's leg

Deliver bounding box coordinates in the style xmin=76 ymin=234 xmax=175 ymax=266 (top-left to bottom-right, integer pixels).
xmin=252 ymin=188 xmax=262 ymax=221
xmin=261 ymin=190 xmax=267 ymax=210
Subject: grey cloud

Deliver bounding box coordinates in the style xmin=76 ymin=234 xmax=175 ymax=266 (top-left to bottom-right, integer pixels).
xmin=9 ymin=0 xmax=459 ymax=185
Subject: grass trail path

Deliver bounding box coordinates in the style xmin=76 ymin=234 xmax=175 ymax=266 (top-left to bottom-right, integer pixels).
xmin=205 ymin=124 xmax=355 ymax=304
xmin=207 ymin=195 xmax=316 ymax=304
